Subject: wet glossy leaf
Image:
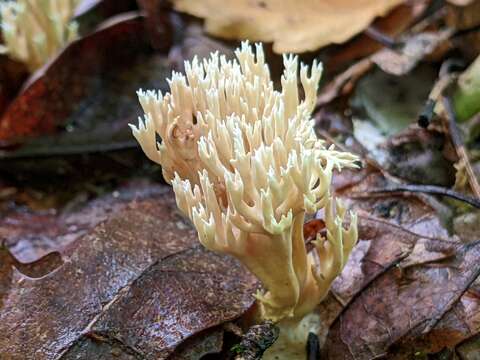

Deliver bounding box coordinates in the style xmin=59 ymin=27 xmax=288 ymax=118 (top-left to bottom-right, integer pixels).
xmin=0 ymin=192 xmax=257 ymax=359
xmin=314 ymin=168 xmax=480 ymax=358
xmin=0 ymin=180 xmax=168 ymax=262
xmin=0 ymin=13 xmax=170 ymax=152
xmin=324 ymin=239 xmax=480 ymax=359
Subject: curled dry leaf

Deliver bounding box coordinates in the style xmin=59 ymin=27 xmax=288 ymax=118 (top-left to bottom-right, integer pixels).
xmin=173 ymin=0 xmax=404 ymax=53
xmin=0 ymin=192 xmax=258 ymax=359
xmin=325 ymin=2 xmax=428 ymax=72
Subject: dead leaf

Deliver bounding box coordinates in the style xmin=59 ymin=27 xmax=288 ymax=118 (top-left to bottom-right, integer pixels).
xmin=62 ymin=246 xmax=256 ymax=359
xmin=168 ymin=327 xmax=224 ymax=359
xmin=330 ymin=215 xmax=415 ymax=305
xmin=326 ymin=2 xmax=428 ymax=72
xmin=0 ymin=13 xmax=170 ymax=149
xmin=310 ymin=164 xmax=480 ymax=358
xmin=446 ymin=0 xmax=476 ymax=5
xmin=0 ymin=192 xmax=257 ymax=359
xmin=446 ymin=0 xmax=480 ymax=61
xmin=323 ymin=240 xmax=480 ymax=359
xmin=173 ymin=0 xmax=404 ymax=53
xmin=314 ymin=211 xmax=455 ymax=348
xmin=0 ymin=247 xmax=62 ymax=309
xmin=0 ymin=180 xmax=168 ymax=262
xmin=372 ymin=30 xmax=453 ymax=76
xmin=316 ymin=58 xmax=373 ymax=107
xmin=317 ymin=26 xmax=453 ymax=106
xmin=137 ymin=0 xmax=174 ymax=51
xmin=0 ymin=56 xmax=28 ymax=118
xmin=336 ymin=169 xmax=453 ymax=237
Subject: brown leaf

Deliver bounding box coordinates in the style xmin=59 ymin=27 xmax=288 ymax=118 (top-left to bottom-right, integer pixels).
xmin=172 ymin=0 xmax=403 ymax=53
xmin=315 ymin=214 xmax=451 ymax=347
xmin=324 ymin=240 xmax=480 ymax=359
xmin=0 ymin=247 xmax=62 ymax=308
xmin=372 ymin=30 xmax=453 ymax=76
xmin=317 ymin=24 xmax=453 ymax=106
xmin=336 ymin=169 xmax=452 ymax=239
xmin=0 ymin=13 xmax=170 ymax=149
xmin=0 ymin=181 xmax=168 ymax=262
xmin=326 ymin=2 xmax=427 ymax=72
xmin=78 ymin=246 xmax=256 ymax=359
xmin=0 ymin=56 xmax=28 ymax=118
xmin=313 ymin=166 xmax=480 ymax=358
xmin=330 ymin=215 xmax=415 ymax=305
xmin=137 ymin=0 xmax=174 ymax=51
xmin=0 ymin=192 xmax=257 ymax=359
xmin=168 ymin=327 xmax=224 ymax=360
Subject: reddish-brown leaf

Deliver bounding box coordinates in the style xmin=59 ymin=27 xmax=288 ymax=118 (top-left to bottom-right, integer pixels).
xmin=0 ymin=192 xmax=257 ymax=359
xmin=324 ymin=240 xmax=480 ymax=359
xmin=314 ymin=167 xmax=480 ymax=358
xmin=0 ymin=13 xmax=169 ymax=147
xmin=0 ymin=181 xmax=169 ymax=262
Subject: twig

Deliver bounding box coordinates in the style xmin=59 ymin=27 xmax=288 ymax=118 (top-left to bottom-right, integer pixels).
xmin=365 ymin=184 xmax=480 ymax=208
xmin=365 ymin=26 xmax=398 ymax=49
xmin=306 ymin=332 xmax=321 ymax=360
xmin=441 ymin=96 xmax=480 ymax=198
xmin=417 ymin=98 xmax=436 ymax=128
xmin=233 ymin=320 xmax=279 ymax=360
xmin=316 ymin=58 xmax=373 ymax=107
xmin=316 ymin=129 xmax=353 ymax=155
xmin=417 ymin=73 xmax=455 ymax=128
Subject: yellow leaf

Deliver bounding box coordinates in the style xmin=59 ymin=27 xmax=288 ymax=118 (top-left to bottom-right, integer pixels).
xmin=173 ymin=0 xmax=404 ymax=53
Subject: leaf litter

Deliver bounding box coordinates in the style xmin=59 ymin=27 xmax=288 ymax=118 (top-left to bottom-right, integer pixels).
xmin=1 ymin=0 xmax=480 ymax=359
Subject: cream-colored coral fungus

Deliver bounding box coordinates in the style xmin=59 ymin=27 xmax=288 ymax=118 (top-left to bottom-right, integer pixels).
xmin=131 ymin=42 xmax=358 ymax=355
xmin=0 ymin=0 xmax=80 ymax=71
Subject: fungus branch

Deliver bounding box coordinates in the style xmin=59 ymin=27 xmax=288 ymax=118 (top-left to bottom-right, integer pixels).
xmin=131 ymin=42 xmax=359 ymax=322
xmin=0 ymin=0 xmax=80 ymax=71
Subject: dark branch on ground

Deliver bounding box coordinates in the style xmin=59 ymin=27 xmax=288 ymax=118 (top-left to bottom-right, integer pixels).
xmin=365 ymin=184 xmax=480 ymax=209
xmin=232 ymin=320 xmax=279 ymax=360
xmin=307 ymin=332 xmax=321 ymax=360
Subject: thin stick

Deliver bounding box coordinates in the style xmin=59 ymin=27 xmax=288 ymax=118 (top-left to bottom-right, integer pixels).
xmin=364 ymin=184 xmax=480 ymax=208
xmin=365 ymin=26 xmax=398 ymax=49
xmin=417 ymin=74 xmax=455 ymax=128
xmin=306 ymin=332 xmax=321 ymax=360
xmin=441 ymin=96 xmax=480 ymax=198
